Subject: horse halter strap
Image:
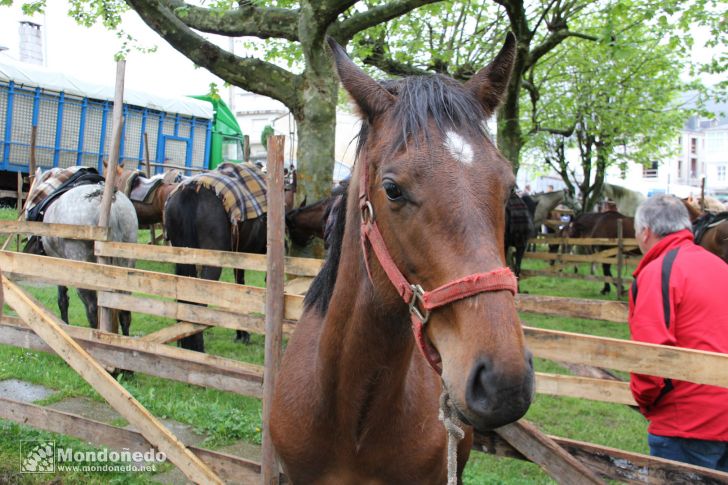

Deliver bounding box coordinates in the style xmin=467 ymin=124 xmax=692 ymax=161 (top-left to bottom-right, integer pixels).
xmin=358 ymin=162 xmax=518 ymax=375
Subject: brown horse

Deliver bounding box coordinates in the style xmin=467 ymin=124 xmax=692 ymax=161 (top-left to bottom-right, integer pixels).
xmin=109 ymin=163 xmax=179 ymax=227
xmin=681 ymin=198 xmax=728 ymax=263
xmin=568 ymin=210 xmax=635 ymax=295
xmin=270 ymin=35 xmax=534 ymax=483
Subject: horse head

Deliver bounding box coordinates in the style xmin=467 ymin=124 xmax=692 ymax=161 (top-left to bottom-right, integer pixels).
xmin=329 ymin=34 xmax=534 ymax=431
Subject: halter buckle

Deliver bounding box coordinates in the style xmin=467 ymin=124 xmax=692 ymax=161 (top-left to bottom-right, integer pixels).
xmin=361 ymin=200 xmax=375 ymax=224
xmin=409 ymin=284 xmax=430 ymax=324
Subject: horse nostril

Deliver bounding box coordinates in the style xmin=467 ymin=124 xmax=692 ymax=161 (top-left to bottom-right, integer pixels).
xmin=466 ymin=357 xmax=492 ymax=412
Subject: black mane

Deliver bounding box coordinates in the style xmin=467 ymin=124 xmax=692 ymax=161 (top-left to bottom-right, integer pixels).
xmin=303 ymin=185 xmax=347 ymax=314
xmin=357 ymin=75 xmax=490 ymax=158
xmin=304 ymin=74 xmax=489 ymax=315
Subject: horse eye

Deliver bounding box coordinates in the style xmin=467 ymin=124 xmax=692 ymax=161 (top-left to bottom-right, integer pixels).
xmin=383 ymin=181 xmax=403 ymax=201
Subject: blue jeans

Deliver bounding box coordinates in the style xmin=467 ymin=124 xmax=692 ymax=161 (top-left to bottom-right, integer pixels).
xmin=648 ymin=433 xmax=728 ymax=472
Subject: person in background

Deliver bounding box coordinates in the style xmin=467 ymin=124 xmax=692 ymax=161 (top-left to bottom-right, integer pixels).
xmin=546 ymin=184 xmax=554 ymax=193
xmin=630 ymin=195 xmax=728 ymax=471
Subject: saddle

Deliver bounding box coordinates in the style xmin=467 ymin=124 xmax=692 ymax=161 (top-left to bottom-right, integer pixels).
xmin=693 ymin=212 xmax=728 ymax=245
xmin=26 ymin=168 xmax=104 ymax=222
xmin=129 ymin=176 xmax=163 ymax=204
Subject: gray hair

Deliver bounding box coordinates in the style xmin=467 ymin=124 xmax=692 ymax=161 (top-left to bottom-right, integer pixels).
xmin=634 ymin=195 xmax=692 ymax=237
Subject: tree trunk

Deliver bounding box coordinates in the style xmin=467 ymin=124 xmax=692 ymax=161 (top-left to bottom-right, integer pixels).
xmin=290 ymin=27 xmax=339 ymax=258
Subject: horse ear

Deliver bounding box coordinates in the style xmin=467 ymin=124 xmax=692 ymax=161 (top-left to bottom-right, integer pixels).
xmin=327 ymin=37 xmax=394 ymax=120
xmin=299 ymin=195 xmax=307 ymax=208
xmin=464 ymin=32 xmax=517 ymax=116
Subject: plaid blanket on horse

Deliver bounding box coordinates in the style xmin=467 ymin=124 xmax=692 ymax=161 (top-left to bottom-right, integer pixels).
xmin=171 ymin=162 xmax=268 ymax=224
xmin=25 ymin=166 xmax=103 ymax=219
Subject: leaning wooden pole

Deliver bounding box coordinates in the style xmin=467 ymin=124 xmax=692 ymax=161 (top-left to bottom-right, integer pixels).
xmin=97 ymin=60 xmax=126 ymax=333
xmin=1 ymin=276 xmax=224 ymax=484
xmin=261 ymin=135 xmax=285 ymax=484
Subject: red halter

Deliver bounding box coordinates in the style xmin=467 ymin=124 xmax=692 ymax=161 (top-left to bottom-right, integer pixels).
xmin=358 ymin=161 xmax=518 ymax=375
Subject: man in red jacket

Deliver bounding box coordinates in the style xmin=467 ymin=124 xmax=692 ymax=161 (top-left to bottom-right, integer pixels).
xmin=630 ymin=195 xmax=728 ymax=470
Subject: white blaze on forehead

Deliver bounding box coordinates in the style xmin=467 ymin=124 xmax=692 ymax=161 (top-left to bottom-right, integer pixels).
xmin=445 ymin=131 xmax=474 ymax=165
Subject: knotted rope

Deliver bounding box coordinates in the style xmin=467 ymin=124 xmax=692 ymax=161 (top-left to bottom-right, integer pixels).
xmin=438 ymin=389 xmax=465 ymax=485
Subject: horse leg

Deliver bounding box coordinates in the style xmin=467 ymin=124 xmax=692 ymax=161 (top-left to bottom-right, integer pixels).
xmin=514 ymin=244 xmax=526 ymax=280
xmin=77 ymin=288 xmax=98 ymax=329
xmin=601 ymin=263 xmax=612 ymax=295
xmin=175 ymin=262 xmax=207 ymax=352
xmin=119 ymin=310 xmax=132 ymax=337
xmin=58 ymin=286 xmax=70 ymax=324
xmin=234 ymin=269 xmax=251 ymax=344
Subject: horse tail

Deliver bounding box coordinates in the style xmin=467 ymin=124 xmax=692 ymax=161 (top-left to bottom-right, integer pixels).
xmin=165 ymin=187 xmax=199 ymax=248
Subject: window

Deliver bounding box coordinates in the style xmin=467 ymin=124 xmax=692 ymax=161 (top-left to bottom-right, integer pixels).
xmin=690 ymin=158 xmax=698 ymax=178
xmin=718 ymin=165 xmax=726 ymax=182
xmin=643 ymin=161 xmax=658 ymax=179
xmin=677 ymin=159 xmax=682 ymax=178
xmin=691 ymin=138 xmax=697 ymax=154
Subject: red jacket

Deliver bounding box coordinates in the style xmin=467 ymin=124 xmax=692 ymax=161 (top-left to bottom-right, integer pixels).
xmin=629 ymin=229 xmax=728 ymax=441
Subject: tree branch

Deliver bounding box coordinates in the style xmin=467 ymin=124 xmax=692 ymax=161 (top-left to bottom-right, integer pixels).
xmin=126 ymin=0 xmax=303 ymax=111
xmin=526 ymin=29 xmax=598 ymax=70
xmin=331 ymin=0 xmax=442 ymax=44
xmin=160 ymin=0 xmax=299 ymax=41
xmin=356 ymin=35 xmax=431 ymax=76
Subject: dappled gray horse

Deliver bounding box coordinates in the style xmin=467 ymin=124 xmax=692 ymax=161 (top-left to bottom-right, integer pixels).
xmin=39 ymin=184 xmax=138 ymax=334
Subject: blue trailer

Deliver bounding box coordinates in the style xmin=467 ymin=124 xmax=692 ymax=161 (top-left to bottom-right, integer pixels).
xmin=0 ymin=58 xmax=244 ymax=199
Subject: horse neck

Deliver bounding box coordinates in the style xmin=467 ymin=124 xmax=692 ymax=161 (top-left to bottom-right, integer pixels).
xmin=314 ymin=184 xmax=421 ymax=420
xmin=683 ymin=200 xmax=702 ymax=222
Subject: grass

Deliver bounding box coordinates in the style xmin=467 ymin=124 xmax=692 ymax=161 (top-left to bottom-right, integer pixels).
xmin=0 ymin=207 xmax=649 ymax=483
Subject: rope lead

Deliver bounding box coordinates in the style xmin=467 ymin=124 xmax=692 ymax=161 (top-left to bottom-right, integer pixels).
xmin=438 ymin=389 xmax=465 ymax=485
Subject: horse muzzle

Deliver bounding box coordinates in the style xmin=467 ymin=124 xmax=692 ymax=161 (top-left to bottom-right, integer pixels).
xmin=461 ymin=350 xmax=535 ymax=431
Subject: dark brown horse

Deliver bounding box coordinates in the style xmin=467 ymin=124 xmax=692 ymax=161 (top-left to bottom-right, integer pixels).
xmin=568 ymin=210 xmax=635 ymax=295
xmin=163 ymin=163 xmax=268 ymax=351
xmin=681 ymin=198 xmax=728 ymax=264
xmin=505 ymin=190 xmax=536 ymax=279
xmin=285 ymin=178 xmax=348 ymax=248
xmin=270 ymin=35 xmax=534 ymax=483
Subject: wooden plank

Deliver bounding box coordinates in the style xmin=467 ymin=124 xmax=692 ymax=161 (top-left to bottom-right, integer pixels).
xmin=474 ymin=432 xmax=728 ymax=484
xmin=495 ymin=421 xmax=602 ymax=485
xmin=95 ymin=240 xmax=323 ymax=277
xmin=262 ymin=134 xmax=285 ymax=484
xmin=284 ymin=276 xmax=314 ymax=295
xmin=536 ymin=372 xmax=635 ymax=405
xmin=525 ymin=326 xmax=728 ymax=388
xmin=521 ymin=269 xmax=633 ymax=284
xmin=140 ymin=322 xmax=207 ymax=344
xmin=516 ymin=294 xmax=628 ymax=323
xmin=527 ymin=252 xmax=621 ymax=265
xmin=0 ymin=220 xmax=108 ymax=240
xmin=0 ymin=251 xmax=305 ymax=320
xmin=0 ymin=316 xmax=264 ymax=398
xmin=1 ymin=277 xmax=223 ymax=484
xmin=0 ymin=397 xmax=263 ymax=484
xmin=529 ymin=236 xmax=639 ymax=246
xmin=96 ymin=292 xmax=296 ymax=336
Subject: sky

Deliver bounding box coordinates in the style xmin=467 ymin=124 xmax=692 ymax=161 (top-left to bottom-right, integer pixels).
xmin=0 ymin=1 xmax=226 ymax=99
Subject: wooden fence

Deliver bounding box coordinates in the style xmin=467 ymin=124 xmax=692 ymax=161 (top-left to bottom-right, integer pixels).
xmin=1 ymin=228 xmax=728 ymax=482
xmin=522 ymin=220 xmax=640 ymax=297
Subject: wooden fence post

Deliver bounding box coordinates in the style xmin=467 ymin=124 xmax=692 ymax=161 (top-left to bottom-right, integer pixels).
xmin=616 ymin=219 xmax=624 ymax=299
xmin=98 ymin=60 xmax=126 ymax=333
xmin=262 ymin=135 xmax=285 ymax=484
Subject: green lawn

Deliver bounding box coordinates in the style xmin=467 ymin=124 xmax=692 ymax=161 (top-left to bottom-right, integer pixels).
xmin=0 ymin=207 xmax=648 ymax=484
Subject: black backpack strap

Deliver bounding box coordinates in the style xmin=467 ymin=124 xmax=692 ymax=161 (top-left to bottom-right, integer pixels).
xmin=653 ymin=247 xmax=680 ymax=407
xmin=630 ymin=279 xmax=638 ymax=304
xmin=661 ymin=248 xmax=680 ymax=329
